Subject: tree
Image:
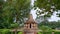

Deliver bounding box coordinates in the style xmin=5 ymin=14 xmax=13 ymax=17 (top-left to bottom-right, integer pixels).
xmin=2 ymin=0 xmax=31 ymax=34
xmin=34 ymin=0 xmax=60 ymax=20
xmin=6 ymin=0 xmax=31 ymax=25
xmin=0 ymin=0 xmax=6 ymax=28
xmin=0 ymin=0 xmax=31 ymax=29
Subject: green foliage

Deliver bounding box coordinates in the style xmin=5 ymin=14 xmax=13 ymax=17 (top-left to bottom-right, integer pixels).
xmin=38 ymin=32 xmax=52 ymax=34
xmin=0 ymin=29 xmax=10 ymax=34
xmin=0 ymin=29 xmax=21 ymax=34
xmin=0 ymin=29 xmax=60 ymax=34
xmin=35 ymin=0 xmax=60 ymax=19
xmin=43 ymin=32 xmax=52 ymax=34
xmin=39 ymin=25 xmax=52 ymax=32
xmin=54 ymin=30 xmax=60 ymax=34
xmin=3 ymin=0 xmax=31 ymax=23
xmin=55 ymin=32 xmax=60 ymax=34
xmin=39 ymin=21 xmax=60 ymax=29
xmin=0 ymin=0 xmax=31 ymax=28
xmin=35 ymin=0 xmax=60 ymax=10
xmin=38 ymin=32 xmax=42 ymax=34
xmin=18 ymin=31 xmax=22 ymax=34
xmin=10 ymin=23 xmax=19 ymax=28
xmin=38 ymin=31 xmax=60 ymax=34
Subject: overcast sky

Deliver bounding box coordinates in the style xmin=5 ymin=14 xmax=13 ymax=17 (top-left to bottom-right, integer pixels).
xmin=31 ymin=0 xmax=60 ymax=21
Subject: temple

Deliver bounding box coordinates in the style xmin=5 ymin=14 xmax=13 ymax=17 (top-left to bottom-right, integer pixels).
xmin=23 ymin=14 xmax=38 ymax=34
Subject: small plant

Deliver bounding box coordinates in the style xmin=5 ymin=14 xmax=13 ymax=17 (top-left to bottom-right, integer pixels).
xmin=38 ymin=32 xmax=42 ymax=34
xmin=39 ymin=25 xmax=52 ymax=32
xmin=0 ymin=29 xmax=10 ymax=34
xmin=18 ymin=31 xmax=22 ymax=34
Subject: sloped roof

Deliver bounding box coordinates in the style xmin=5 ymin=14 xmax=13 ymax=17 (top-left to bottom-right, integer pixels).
xmin=25 ymin=14 xmax=37 ymax=24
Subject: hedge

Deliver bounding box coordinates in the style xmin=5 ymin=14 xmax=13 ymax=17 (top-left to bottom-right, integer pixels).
xmin=0 ymin=29 xmax=60 ymax=34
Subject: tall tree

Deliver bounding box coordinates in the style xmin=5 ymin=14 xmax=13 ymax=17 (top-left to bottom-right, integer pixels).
xmin=35 ymin=0 xmax=60 ymax=20
xmin=3 ymin=0 xmax=31 ymax=25
xmin=0 ymin=0 xmax=6 ymax=28
xmin=0 ymin=0 xmax=31 ymax=29
xmin=2 ymin=0 xmax=31 ymax=34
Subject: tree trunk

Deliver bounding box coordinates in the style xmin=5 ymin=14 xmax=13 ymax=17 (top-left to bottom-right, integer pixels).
xmin=15 ymin=28 xmax=17 ymax=34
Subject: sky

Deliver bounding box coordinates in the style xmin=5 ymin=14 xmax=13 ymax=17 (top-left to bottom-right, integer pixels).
xmin=48 ymin=11 xmax=60 ymax=21
xmin=31 ymin=0 xmax=60 ymax=21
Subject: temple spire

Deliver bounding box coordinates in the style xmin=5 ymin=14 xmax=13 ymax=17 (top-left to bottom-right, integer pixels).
xmin=29 ymin=14 xmax=33 ymax=19
xmin=28 ymin=14 xmax=34 ymax=22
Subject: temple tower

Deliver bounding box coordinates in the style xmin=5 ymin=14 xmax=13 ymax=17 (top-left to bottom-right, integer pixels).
xmin=23 ymin=14 xmax=38 ymax=34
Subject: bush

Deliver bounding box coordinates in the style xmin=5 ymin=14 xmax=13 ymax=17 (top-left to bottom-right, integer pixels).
xmin=55 ymin=32 xmax=60 ymax=34
xmin=39 ymin=25 xmax=52 ymax=32
xmin=38 ymin=31 xmax=60 ymax=34
xmin=0 ymin=29 xmax=22 ymax=34
xmin=54 ymin=31 xmax=60 ymax=34
xmin=38 ymin=32 xmax=42 ymax=34
xmin=0 ymin=29 xmax=18 ymax=34
xmin=18 ymin=31 xmax=22 ymax=34
xmin=43 ymin=32 xmax=52 ymax=34
xmin=38 ymin=31 xmax=52 ymax=34
xmin=0 ymin=29 xmax=10 ymax=34
xmin=10 ymin=23 xmax=19 ymax=28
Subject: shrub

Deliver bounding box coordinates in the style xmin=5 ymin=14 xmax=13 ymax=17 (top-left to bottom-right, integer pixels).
xmin=0 ymin=29 xmax=10 ymax=34
xmin=10 ymin=23 xmax=19 ymax=28
xmin=55 ymin=32 xmax=60 ymax=34
xmin=39 ymin=25 xmax=52 ymax=32
xmin=38 ymin=32 xmax=42 ymax=34
xmin=54 ymin=30 xmax=60 ymax=34
xmin=18 ymin=31 xmax=22 ymax=34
